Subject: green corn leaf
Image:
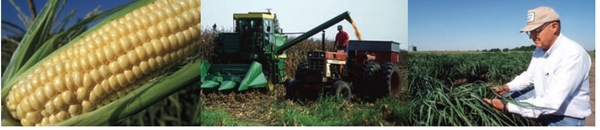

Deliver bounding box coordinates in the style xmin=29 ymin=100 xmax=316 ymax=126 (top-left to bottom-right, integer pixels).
xmin=50 ymin=1 xmax=72 ymax=34
xmin=1 ymin=0 xmax=60 ymax=89
xmin=13 ymin=0 xmax=136 ymax=84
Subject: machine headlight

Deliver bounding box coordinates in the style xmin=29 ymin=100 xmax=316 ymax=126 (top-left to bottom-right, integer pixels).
xmin=308 ymin=53 xmax=313 ymax=57
xmin=320 ymin=53 xmax=325 ymax=58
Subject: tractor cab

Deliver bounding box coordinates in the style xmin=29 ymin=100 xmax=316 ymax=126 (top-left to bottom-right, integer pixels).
xmin=234 ymin=12 xmax=279 ymax=34
xmin=233 ymin=12 xmax=278 ymax=53
xmin=213 ymin=11 xmax=287 ymax=64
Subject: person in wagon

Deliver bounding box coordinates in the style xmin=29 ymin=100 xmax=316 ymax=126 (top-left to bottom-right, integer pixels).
xmin=334 ymin=25 xmax=349 ymax=53
xmin=482 ymin=6 xmax=591 ymax=126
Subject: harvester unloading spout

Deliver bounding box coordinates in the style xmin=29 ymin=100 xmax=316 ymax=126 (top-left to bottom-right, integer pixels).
xmin=274 ymin=11 xmax=354 ymax=55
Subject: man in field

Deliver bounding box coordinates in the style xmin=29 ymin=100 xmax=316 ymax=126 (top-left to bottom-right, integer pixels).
xmin=334 ymin=25 xmax=349 ymax=53
xmin=482 ymin=6 xmax=591 ymax=126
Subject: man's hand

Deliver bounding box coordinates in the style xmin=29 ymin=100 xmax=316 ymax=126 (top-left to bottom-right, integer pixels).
xmin=483 ymin=98 xmax=507 ymax=112
xmin=491 ymin=84 xmax=510 ymax=95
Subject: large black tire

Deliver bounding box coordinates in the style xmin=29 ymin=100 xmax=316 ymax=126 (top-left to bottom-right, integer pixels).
xmin=284 ymin=78 xmax=296 ymax=99
xmin=284 ymin=78 xmax=293 ymax=89
xmin=285 ymin=60 xmax=308 ymax=100
xmin=331 ymin=81 xmax=351 ymax=102
xmin=357 ymin=61 xmax=380 ymax=99
xmin=376 ymin=62 xmax=403 ymax=100
xmin=295 ymin=60 xmax=309 ymax=80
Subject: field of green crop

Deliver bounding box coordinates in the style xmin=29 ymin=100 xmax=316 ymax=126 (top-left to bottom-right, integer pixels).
xmin=407 ymin=51 xmax=545 ymax=126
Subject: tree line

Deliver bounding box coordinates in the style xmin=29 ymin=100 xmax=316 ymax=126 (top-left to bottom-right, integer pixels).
xmin=478 ymin=45 xmax=536 ymax=52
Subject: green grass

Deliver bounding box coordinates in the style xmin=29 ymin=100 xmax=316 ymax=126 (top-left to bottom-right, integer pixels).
xmin=199 ymin=95 xmax=411 ymax=126
xmin=198 ymin=96 xmax=262 ymax=126
xmin=279 ymin=97 xmax=411 ymax=126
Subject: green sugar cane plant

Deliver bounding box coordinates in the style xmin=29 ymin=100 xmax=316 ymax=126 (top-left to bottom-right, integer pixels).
xmin=1 ymin=0 xmax=202 ymax=126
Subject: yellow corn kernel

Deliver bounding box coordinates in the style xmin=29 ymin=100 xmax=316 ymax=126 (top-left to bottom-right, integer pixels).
xmin=5 ymin=0 xmax=200 ymax=126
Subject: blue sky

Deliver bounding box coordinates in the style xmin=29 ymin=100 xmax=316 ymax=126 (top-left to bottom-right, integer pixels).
xmin=1 ymin=0 xmax=594 ymax=52
xmin=409 ymin=0 xmax=595 ymax=51
xmin=1 ymin=0 xmax=134 ymax=37
xmin=202 ymin=0 xmax=409 ymax=50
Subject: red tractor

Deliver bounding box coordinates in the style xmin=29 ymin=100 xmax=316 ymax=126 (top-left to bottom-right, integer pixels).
xmin=285 ymin=39 xmax=404 ymax=102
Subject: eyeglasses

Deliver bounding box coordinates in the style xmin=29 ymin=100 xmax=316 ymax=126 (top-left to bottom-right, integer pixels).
xmin=526 ymin=21 xmax=556 ymax=36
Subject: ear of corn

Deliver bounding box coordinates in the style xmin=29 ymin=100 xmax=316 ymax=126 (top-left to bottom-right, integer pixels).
xmin=56 ymin=59 xmax=202 ymax=126
xmin=2 ymin=0 xmax=200 ymax=126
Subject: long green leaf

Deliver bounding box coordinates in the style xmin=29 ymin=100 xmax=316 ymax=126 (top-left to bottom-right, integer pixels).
xmin=1 ymin=0 xmax=60 ymax=95
xmin=51 ymin=9 xmax=76 ymax=34
xmin=13 ymin=0 xmax=136 ymax=83
xmin=49 ymin=0 xmax=68 ymax=34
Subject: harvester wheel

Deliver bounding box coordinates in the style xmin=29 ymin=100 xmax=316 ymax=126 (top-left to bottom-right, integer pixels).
xmin=359 ymin=61 xmax=380 ymax=99
xmin=331 ymin=81 xmax=351 ymax=102
xmin=377 ymin=62 xmax=403 ymax=99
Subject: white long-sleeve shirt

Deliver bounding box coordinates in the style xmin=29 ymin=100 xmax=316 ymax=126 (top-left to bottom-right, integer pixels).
xmin=505 ymin=33 xmax=591 ymax=119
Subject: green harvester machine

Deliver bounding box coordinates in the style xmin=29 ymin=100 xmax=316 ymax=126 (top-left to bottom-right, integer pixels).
xmin=200 ymin=11 xmax=356 ymax=93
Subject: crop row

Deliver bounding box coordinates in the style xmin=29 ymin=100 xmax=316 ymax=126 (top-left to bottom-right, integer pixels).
xmin=406 ymin=52 xmax=541 ymax=126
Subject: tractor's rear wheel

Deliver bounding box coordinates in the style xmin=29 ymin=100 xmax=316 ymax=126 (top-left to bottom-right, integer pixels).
xmin=377 ymin=62 xmax=403 ymax=99
xmin=286 ymin=60 xmax=308 ymax=100
xmin=331 ymin=81 xmax=351 ymax=102
xmin=285 ymin=78 xmax=297 ymax=99
xmin=284 ymin=78 xmax=293 ymax=89
xmin=359 ymin=61 xmax=380 ymax=100
xmin=295 ymin=60 xmax=309 ymax=80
